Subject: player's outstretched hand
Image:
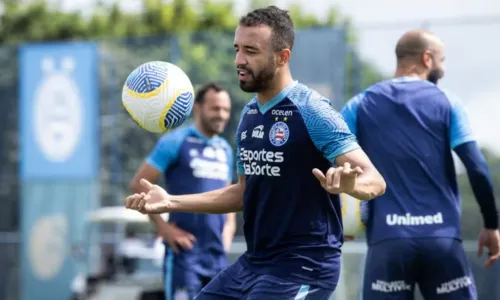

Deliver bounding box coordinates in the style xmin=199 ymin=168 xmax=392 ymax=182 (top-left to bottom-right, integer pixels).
xmin=477 ymin=228 xmax=500 ymax=268
xmin=312 ymin=162 xmax=363 ymax=195
xmin=125 ymin=178 xmax=171 ymax=214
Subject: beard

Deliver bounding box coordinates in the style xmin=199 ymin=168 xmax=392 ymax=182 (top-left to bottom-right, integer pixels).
xmin=427 ymin=68 xmax=442 ymax=84
xmin=426 ymin=56 xmax=443 ymax=85
xmin=200 ymin=114 xmax=224 ymax=135
xmin=238 ymin=56 xmax=276 ymax=93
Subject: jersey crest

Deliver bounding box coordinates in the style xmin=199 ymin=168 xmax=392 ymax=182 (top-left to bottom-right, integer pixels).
xmin=269 ymin=121 xmax=290 ymax=147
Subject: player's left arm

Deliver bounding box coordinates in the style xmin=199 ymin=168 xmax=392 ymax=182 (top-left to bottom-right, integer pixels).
xmin=446 ymin=92 xmax=499 ymax=230
xmin=446 ymin=91 xmax=500 ymax=266
xmin=301 ymin=96 xmax=386 ymax=200
xmin=337 ymin=92 xmax=386 ymax=199
xmin=334 ymin=149 xmax=386 ymax=200
xmin=221 ymin=144 xmax=237 ymax=251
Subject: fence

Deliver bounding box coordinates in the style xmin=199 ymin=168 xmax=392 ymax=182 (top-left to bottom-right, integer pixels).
xmin=1 ymin=19 xmax=499 ymax=299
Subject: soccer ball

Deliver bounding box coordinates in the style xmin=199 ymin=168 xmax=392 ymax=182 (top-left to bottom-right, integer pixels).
xmin=340 ymin=193 xmax=369 ymax=237
xmin=122 ymin=61 xmax=195 ymax=133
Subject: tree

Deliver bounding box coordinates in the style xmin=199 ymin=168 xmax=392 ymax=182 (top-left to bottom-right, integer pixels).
xmin=0 ymin=0 xmax=385 ymax=217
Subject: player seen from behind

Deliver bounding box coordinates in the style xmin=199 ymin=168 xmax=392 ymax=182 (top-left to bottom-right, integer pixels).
xmin=342 ymin=29 xmax=500 ymax=300
xmin=129 ymin=82 xmax=236 ymax=300
xmin=126 ymin=6 xmax=386 ymax=299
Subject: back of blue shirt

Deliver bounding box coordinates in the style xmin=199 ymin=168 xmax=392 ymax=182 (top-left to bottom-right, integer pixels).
xmin=146 ymin=124 xmax=233 ymax=276
xmin=235 ymin=82 xmax=359 ymax=289
xmin=342 ymin=77 xmax=474 ymax=245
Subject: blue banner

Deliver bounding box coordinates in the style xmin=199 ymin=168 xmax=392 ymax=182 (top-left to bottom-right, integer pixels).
xmin=20 ymin=182 xmax=99 ymax=300
xmin=19 ymin=42 xmax=100 ymax=300
xmin=19 ymin=42 xmax=99 ymax=179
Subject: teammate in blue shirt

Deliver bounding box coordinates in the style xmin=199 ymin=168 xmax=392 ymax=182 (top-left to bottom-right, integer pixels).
xmin=342 ymin=30 xmax=500 ymax=299
xmin=126 ymin=6 xmax=386 ymax=299
xmin=129 ymin=82 xmax=236 ymax=300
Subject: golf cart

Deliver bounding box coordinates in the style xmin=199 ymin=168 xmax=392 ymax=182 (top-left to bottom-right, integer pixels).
xmin=71 ymin=206 xmax=166 ymax=300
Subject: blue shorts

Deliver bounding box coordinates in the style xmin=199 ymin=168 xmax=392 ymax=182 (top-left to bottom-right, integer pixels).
xmin=163 ymin=249 xmax=218 ymax=300
xmin=194 ymin=258 xmax=334 ymax=300
xmin=362 ymin=238 xmax=477 ymax=300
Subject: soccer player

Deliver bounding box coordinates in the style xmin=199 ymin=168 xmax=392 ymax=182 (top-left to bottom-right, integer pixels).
xmin=129 ymin=82 xmax=236 ymax=300
xmin=126 ymin=6 xmax=386 ymax=299
xmin=341 ymin=30 xmax=500 ymax=299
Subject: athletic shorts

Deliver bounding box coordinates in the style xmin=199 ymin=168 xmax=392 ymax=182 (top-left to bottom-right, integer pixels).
xmin=194 ymin=258 xmax=334 ymax=300
xmin=163 ymin=249 xmax=217 ymax=300
xmin=362 ymin=237 xmax=477 ymax=300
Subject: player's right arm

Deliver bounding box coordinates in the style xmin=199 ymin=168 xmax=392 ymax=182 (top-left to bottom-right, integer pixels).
xmin=444 ymin=90 xmax=500 ymax=267
xmin=129 ymin=132 xmax=196 ymax=252
xmin=335 ymin=92 xmax=387 ymax=199
xmin=127 ymin=176 xmax=245 ymax=214
xmin=340 ymin=92 xmax=365 ymax=136
xmin=130 ymin=163 xmax=165 ymax=226
xmin=126 ymin=107 xmax=249 ymax=215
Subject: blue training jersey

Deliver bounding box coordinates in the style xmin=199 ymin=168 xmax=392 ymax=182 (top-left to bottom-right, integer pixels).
xmin=235 ymin=81 xmax=359 ymax=289
xmin=146 ymin=124 xmax=233 ymax=276
xmin=341 ymin=77 xmax=475 ymax=245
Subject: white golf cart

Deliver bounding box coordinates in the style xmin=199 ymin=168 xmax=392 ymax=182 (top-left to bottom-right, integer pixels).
xmin=71 ymin=206 xmax=167 ymax=300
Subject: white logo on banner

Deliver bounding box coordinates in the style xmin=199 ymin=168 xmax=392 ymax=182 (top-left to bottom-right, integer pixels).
xmin=33 ymin=57 xmax=82 ymax=162
xmin=29 ymin=214 xmax=68 ymax=280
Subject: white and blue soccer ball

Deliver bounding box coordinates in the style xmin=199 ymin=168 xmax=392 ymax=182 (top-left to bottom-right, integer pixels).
xmin=340 ymin=193 xmax=369 ymax=237
xmin=122 ymin=61 xmax=195 ymax=133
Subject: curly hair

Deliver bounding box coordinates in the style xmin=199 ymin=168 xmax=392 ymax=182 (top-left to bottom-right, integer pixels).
xmin=239 ymin=6 xmax=295 ymax=52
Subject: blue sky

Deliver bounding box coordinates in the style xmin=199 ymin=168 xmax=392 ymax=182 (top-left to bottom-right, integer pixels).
xmin=60 ymin=0 xmax=500 ymax=153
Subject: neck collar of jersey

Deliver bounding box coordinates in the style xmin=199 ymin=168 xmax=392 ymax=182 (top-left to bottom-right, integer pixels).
xmin=392 ymin=76 xmax=423 ymax=83
xmin=188 ymin=124 xmax=220 ymax=145
xmin=257 ymin=80 xmax=298 ymax=114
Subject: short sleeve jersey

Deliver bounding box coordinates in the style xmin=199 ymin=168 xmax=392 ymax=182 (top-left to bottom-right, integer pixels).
xmin=146 ymin=124 xmax=233 ymax=276
xmin=235 ymin=81 xmax=359 ymax=289
xmin=341 ymin=77 xmax=475 ymax=245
